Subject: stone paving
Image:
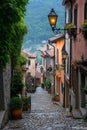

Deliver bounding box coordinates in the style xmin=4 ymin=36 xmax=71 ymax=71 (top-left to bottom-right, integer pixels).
xmin=2 ymin=87 xmax=87 ymax=130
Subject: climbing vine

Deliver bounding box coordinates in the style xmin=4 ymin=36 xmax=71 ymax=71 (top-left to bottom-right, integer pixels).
xmin=0 ymin=0 xmax=28 ymax=69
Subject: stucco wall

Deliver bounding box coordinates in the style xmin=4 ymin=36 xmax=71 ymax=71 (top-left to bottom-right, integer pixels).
xmin=72 ymin=0 xmax=87 ymax=61
xmin=0 ymin=64 xmax=11 ymax=110
xmin=28 ymin=58 xmax=36 ymax=77
xmin=0 ymin=64 xmax=11 ymax=128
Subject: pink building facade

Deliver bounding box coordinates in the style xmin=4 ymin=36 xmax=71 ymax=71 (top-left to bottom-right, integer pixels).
xmin=63 ymin=0 xmax=87 ymax=116
xmin=72 ymin=0 xmax=87 ymax=61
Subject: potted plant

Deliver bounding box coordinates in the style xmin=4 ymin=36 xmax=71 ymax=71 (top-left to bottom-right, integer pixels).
xmin=52 ymin=93 xmax=58 ymax=101
xmin=48 ymin=87 xmax=51 ymax=94
xmin=41 ymin=82 xmax=44 ymax=88
xmin=81 ymin=20 xmax=87 ymax=39
xmin=22 ymin=96 xmax=31 ymax=111
xmin=9 ymin=97 xmax=23 ymax=119
xmin=82 ymin=86 xmax=87 ymax=94
xmin=45 ymin=77 xmax=51 ymax=90
xmin=64 ymin=23 xmax=77 ymax=37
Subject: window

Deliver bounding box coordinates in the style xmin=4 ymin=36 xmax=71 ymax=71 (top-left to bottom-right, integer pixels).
xmin=68 ymin=8 xmax=71 ymax=23
xmin=84 ymin=0 xmax=87 ymax=19
xmin=28 ymin=60 xmax=30 ymax=66
xmin=74 ymin=5 xmax=78 ymax=27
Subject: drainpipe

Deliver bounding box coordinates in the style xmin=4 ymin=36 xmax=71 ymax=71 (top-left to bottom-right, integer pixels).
xmin=69 ymin=0 xmax=72 ymax=105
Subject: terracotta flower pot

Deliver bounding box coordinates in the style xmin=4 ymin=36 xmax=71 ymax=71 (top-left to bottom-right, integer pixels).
xmin=11 ymin=108 xmax=22 ymax=119
xmin=23 ymin=105 xmax=29 ymax=111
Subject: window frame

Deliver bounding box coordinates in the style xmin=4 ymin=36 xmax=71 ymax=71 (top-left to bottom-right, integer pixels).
xmin=84 ymin=0 xmax=87 ymax=20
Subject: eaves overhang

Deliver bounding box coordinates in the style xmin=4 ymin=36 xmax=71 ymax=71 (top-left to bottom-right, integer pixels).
xmin=48 ymin=34 xmax=64 ymax=43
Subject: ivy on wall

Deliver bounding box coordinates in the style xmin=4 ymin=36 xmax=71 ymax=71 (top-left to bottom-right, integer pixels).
xmin=0 ymin=0 xmax=28 ymax=69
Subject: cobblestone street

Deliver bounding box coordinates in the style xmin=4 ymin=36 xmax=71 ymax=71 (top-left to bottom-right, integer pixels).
xmin=2 ymin=87 xmax=87 ymax=130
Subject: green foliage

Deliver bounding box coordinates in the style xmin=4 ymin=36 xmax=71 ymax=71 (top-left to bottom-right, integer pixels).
xmin=19 ymin=53 xmax=27 ymax=66
xmin=45 ymin=77 xmax=51 ymax=88
xmin=9 ymin=97 xmax=23 ymax=110
xmin=81 ymin=20 xmax=87 ymax=28
xmin=22 ymin=96 xmax=31 ymax=106
xmin=0 ymin=0 xmax=28 ymax=69
xmin=11 ymin=68 xmax=24 ymax=97
xmin=10 ymin=17 xmax=28 ymax=69
xmin=64 ymin=23 xmax=76 ymax=29
xmin=41 ymin=82 xmax=44 ymax=88
xmin=52 ymin=93 xmax=57 ymax=99
xmin=74 ymin=60 xmax=81 ymax=64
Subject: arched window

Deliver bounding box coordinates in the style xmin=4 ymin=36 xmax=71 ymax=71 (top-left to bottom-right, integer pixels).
xmin=84 ymin=0 xmax=87 ymax=19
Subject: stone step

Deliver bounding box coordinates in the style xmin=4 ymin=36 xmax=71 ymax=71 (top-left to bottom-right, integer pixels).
xmin=72 ymin=109 xmax=83 ymax=119
xmin=72 ymin=126 xmax=87 ymax=130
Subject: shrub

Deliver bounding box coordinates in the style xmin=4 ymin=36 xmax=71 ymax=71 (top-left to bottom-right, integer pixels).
xmin=9 ymin=97 xmax=23 ymax=110
xmin=41 ymin=82 xmax=44 ymax=88
xmin=11 ymin=68 xmax=24 ymax=97
xmin=19 ymin=53 xmax=27 ymax=67
xmin=64 ymin=23 xmax=76 ymax=29
xmin=22 ymin=96 xmax=31 ymax=106
xmin=45 ymin=77 xmax=51 ymax=88
xmin=81 ymin=20 xmax=87 ymax=28
xmin=52 ymin=93 xmax=57 ymax=99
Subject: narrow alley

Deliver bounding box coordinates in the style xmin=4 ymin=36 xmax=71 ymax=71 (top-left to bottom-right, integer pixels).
xmin=2 ymin=87 xmax=87 ymax=130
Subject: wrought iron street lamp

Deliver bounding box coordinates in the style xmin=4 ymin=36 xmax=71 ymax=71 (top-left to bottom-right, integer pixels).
xmin=48 ymin=8 xmax=65 ymax=33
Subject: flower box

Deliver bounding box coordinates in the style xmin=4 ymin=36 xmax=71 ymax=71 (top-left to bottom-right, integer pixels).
xmin=64 ymin=23 xmax=77 ymax=38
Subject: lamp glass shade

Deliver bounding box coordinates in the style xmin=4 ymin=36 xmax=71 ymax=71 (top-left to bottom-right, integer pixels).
xmin=48 ymin=8 xmax=58 ymax=26
xmin=62 ymin=50 xmax=68 ymax=60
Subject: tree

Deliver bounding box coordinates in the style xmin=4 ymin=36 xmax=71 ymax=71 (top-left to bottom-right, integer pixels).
xmin=10 ymin=17 xmax=27 ymax=75
xmin=19 ymin=53 xmax=27 ymax=67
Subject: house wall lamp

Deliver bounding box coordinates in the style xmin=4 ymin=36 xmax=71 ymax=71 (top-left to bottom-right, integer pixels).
xmin=48 ymin=8 xmax=81 ymax=37
xmin=62 ymin=50 xmax=68 ymax=61
xmin=48 ymin=8 xmax=65 ymax=34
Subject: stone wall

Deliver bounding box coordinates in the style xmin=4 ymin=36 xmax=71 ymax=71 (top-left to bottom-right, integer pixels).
xmin=0 ymin=69 xmax=4 ymax=110
xmin=3 ymin=64 xmax=11 ymax=110
xmin=0 ymin=64 xmax=11 ymax=128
